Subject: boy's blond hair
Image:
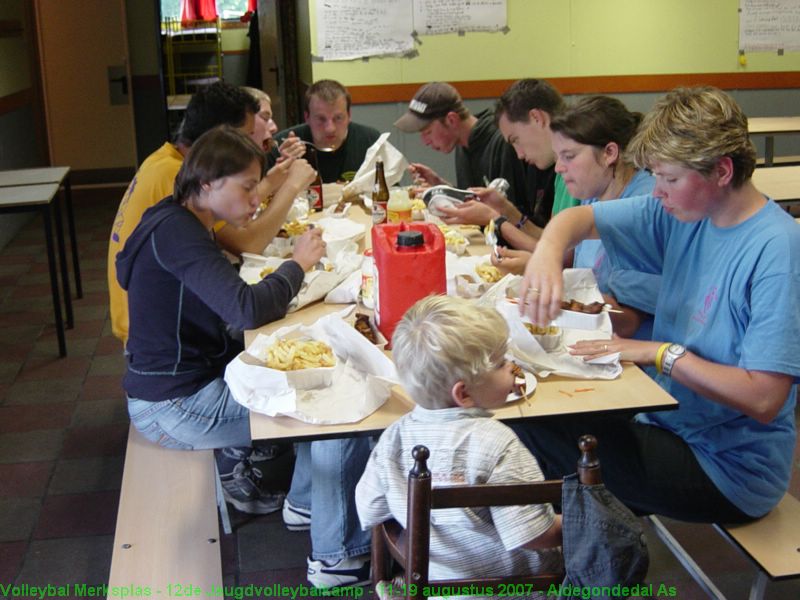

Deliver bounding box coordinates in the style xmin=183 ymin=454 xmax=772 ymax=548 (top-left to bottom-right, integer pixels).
xmin=241 ymin=86 xmax=271 ymax=105
xmin=391 ymin=296 xmax=509 ymax=409
xmin=627 ymin=86 xmax=756 ymax=188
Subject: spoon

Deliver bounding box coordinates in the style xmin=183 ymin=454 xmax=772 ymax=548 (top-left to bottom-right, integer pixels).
xmin=299 ymin=140 xmax=336 ymax=153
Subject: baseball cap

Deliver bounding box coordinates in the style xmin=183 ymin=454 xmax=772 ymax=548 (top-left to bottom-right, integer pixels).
xmin=394 ymin=82 xmax=466 ymax=133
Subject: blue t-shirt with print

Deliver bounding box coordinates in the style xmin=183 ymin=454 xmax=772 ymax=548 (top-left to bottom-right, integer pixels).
xmin=594 ymin=196 xmax=800 ymax=517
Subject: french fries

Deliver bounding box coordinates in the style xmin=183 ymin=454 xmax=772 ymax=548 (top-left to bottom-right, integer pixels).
xmin=437 ymin=224 xmax=467 ymax=246
xmin=476 ymin=262 xmax=502 ymax=283
xmin=282 ymin=220 xmax=310 ymax=237
xmin=264 ymin=339 xmax=336 ymax=371
xmin=524 ymin=323 xmax=560 ymax=336
xmin=259 ymin=266 xmax=275 ymax=278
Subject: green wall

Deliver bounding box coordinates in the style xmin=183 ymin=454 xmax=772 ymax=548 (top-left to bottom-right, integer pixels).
xmin=308 ymin=0 xmax=800 ymax=85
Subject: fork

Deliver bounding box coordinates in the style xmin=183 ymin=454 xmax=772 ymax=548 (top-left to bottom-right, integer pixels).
xmin=485 ymin=218 xmax=500 ymax=260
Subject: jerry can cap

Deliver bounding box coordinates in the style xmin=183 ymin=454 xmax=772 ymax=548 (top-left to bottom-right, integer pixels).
xmin=396 ymin=230 xmax=424 ymax=248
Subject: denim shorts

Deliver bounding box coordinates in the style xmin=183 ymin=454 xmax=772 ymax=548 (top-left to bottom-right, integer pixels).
xmin=127 ymin=378 xmax=251 ymax=450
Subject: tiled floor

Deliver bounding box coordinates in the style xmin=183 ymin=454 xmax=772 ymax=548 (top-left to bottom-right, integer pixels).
xmin=0 ymin=187 xmax=798 ymax=599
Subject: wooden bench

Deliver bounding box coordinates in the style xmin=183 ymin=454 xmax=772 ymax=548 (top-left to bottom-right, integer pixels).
xmin=107 ymin=425 xmax=225 ymax=599
xmin=648 ymin=493 xmax=800 ymax=599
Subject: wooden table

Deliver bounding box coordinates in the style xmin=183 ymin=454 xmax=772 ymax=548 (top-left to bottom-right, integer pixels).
xmin=752 ymin=165 xmax=800 ymax=207
xmin=748 ymin=116 xmax=800 ymax=167
xmin=0 ymin=167 xmax=81 ymax=320
xmin=246 ymin=207 xmax=677 ymax=443
xmin=0 ymin=184 xmax=69 ymax=356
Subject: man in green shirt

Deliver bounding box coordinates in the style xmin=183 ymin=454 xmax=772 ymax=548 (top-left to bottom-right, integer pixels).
xmin=495 ymin=78 xmax=578 ymax=217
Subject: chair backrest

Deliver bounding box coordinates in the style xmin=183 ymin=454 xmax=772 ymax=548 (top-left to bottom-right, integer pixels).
xmin=372 ymin=434 xmax=601 ymax=600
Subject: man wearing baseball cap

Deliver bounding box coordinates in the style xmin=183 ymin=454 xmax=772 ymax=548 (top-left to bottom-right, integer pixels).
xmin=395 ymin=82 xmax=528 ymax=203
xmin=395 ymin=82 xmax=556 ymax=239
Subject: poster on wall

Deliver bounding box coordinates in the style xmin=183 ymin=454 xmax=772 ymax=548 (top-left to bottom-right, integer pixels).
xmin=315 ymin=0 xmax=414 ymax=61
xmin=413 ymin=0 xmax=507 ymax=35
xmin=739 ymin=0 xmax=800 ymax=51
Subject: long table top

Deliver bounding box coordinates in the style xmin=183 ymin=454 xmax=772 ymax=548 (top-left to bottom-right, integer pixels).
xmin=748 ymin=116 xmax=800 ymax=136
xmin=246 ymin=206 xmax=677 ymax=442
xmin=0 ymin=183 xmax=60 ymax=208
xmin=0 ymin=166 xmax=70 ymax=188
xmin=753 ymin=165 xmax=800 ymax=203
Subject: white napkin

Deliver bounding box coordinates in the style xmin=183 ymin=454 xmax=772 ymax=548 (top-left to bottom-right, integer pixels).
xmin=224 ymin=309 xmax=398 ymax=425
xmin=239 ymin=253 xmax=360 ymax=312
xmin=285 ymin=196 xmax=310 ymax=222
xmin=342 ymin=133 xmax=409 ymax=197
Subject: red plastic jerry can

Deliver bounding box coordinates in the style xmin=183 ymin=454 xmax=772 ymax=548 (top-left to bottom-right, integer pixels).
xmin=371 ymin=222 xmax=446 ymax=345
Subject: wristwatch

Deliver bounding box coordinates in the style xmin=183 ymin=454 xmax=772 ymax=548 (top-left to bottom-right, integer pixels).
xmin=493 ymin=216 xmax=509 ymax=246
xmin=493 ymin=215 xmax=509 ymax=231
xmin=661 ymin=343 xmax=686 ymax=377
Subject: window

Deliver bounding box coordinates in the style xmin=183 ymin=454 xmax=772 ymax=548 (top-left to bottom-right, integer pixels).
xmin=160 ymin=0 xmax=250 ymax=21
xmin=216 ymin=0 xmax=250 ymax=20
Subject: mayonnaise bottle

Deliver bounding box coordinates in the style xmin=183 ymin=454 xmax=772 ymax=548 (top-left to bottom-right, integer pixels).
xmin=387 ymin=189 xmax=413 ymax=223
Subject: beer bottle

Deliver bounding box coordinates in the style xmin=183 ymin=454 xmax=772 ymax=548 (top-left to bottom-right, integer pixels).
xmin=306 ymin=145 xmax=324 ymax=211
xmin=372 ymin=160 xmax=389 ymax=224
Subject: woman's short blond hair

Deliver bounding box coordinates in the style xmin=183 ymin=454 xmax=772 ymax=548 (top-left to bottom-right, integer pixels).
xmin=391 ymin=295 xmax=509 ymax=410
xmin=627 ymin=86 xmax=756 ymax=188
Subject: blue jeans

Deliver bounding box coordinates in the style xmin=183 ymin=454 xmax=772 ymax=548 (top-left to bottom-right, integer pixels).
xmin=127 ymin=378 xmax=253 ymax=473
xmin=287 ymin=438 xmax=372 ymax=561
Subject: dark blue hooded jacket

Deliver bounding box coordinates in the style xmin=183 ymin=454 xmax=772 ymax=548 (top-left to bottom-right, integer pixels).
xmin=116 ymin=196 xmax=304 ymax=401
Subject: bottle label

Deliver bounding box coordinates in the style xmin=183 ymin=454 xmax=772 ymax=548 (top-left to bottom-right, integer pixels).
xmin=373 ymin=264 xmax=381 ymax=324
xmin=388 ymin=209 xmax=412 ymax=223
xmin=372 ymin=201 xmax=387 ymax=225
xmin=307 ymin=184 xmax=323 ymax=211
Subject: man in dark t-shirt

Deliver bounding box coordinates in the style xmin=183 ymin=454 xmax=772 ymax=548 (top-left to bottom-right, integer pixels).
xmin=393 ymin=82 xmax=533 ymax=210
xmin=274 ymin=80 xmax=380 ymax=183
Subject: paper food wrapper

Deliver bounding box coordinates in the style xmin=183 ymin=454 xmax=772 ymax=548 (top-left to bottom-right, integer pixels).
xmin=342 ymin=133 xmax=409 ymax=197
xmin=446 ymin=253 xmax=508 ymax=298
xmin=494 ymin=269 xmax=622 ymax=380
xmin=239 ymin=252 xmax=361 ymax=312
xmin=325 ymin=269 xmax=361 ymax=304
xmin=224 ymin=308 xmax=398 ymax=425
xmin=285 ymin=196 xmax=310 ymax=222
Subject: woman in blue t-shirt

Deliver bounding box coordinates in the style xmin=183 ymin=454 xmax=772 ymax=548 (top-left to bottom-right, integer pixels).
xmin=514 ymin=87 xmax=800 ymax=523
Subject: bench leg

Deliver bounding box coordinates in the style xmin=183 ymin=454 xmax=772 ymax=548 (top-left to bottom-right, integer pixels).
xmin=647 ymin=516 xmax=728 ymax=600
xmin=748 ymin=571 xmax=767 ymax=600
xmin=214 ymin=462 xmax=232 ymax=535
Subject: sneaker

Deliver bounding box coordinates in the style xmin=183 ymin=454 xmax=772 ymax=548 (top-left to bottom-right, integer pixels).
xmin=283 ymin=499 xmax=311 ymax=531
xmin=250 ymin=443 xmax=284 ymax=463
xmin=220 ymin=461 xmax=284 ymax=515
xmin=307 ymin=555 xmax=371 ymax=588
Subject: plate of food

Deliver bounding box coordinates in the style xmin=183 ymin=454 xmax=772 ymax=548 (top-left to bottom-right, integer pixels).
xmin=507 ymin=363 xmax=537 ymax=402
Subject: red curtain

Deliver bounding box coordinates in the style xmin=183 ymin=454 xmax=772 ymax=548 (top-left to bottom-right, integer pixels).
xmin=181 ymin=0 xmax=218 ymax=23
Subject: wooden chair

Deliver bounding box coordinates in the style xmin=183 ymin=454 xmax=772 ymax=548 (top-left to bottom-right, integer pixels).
xmin=371 ymin=434 xmax=601 ymax=600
